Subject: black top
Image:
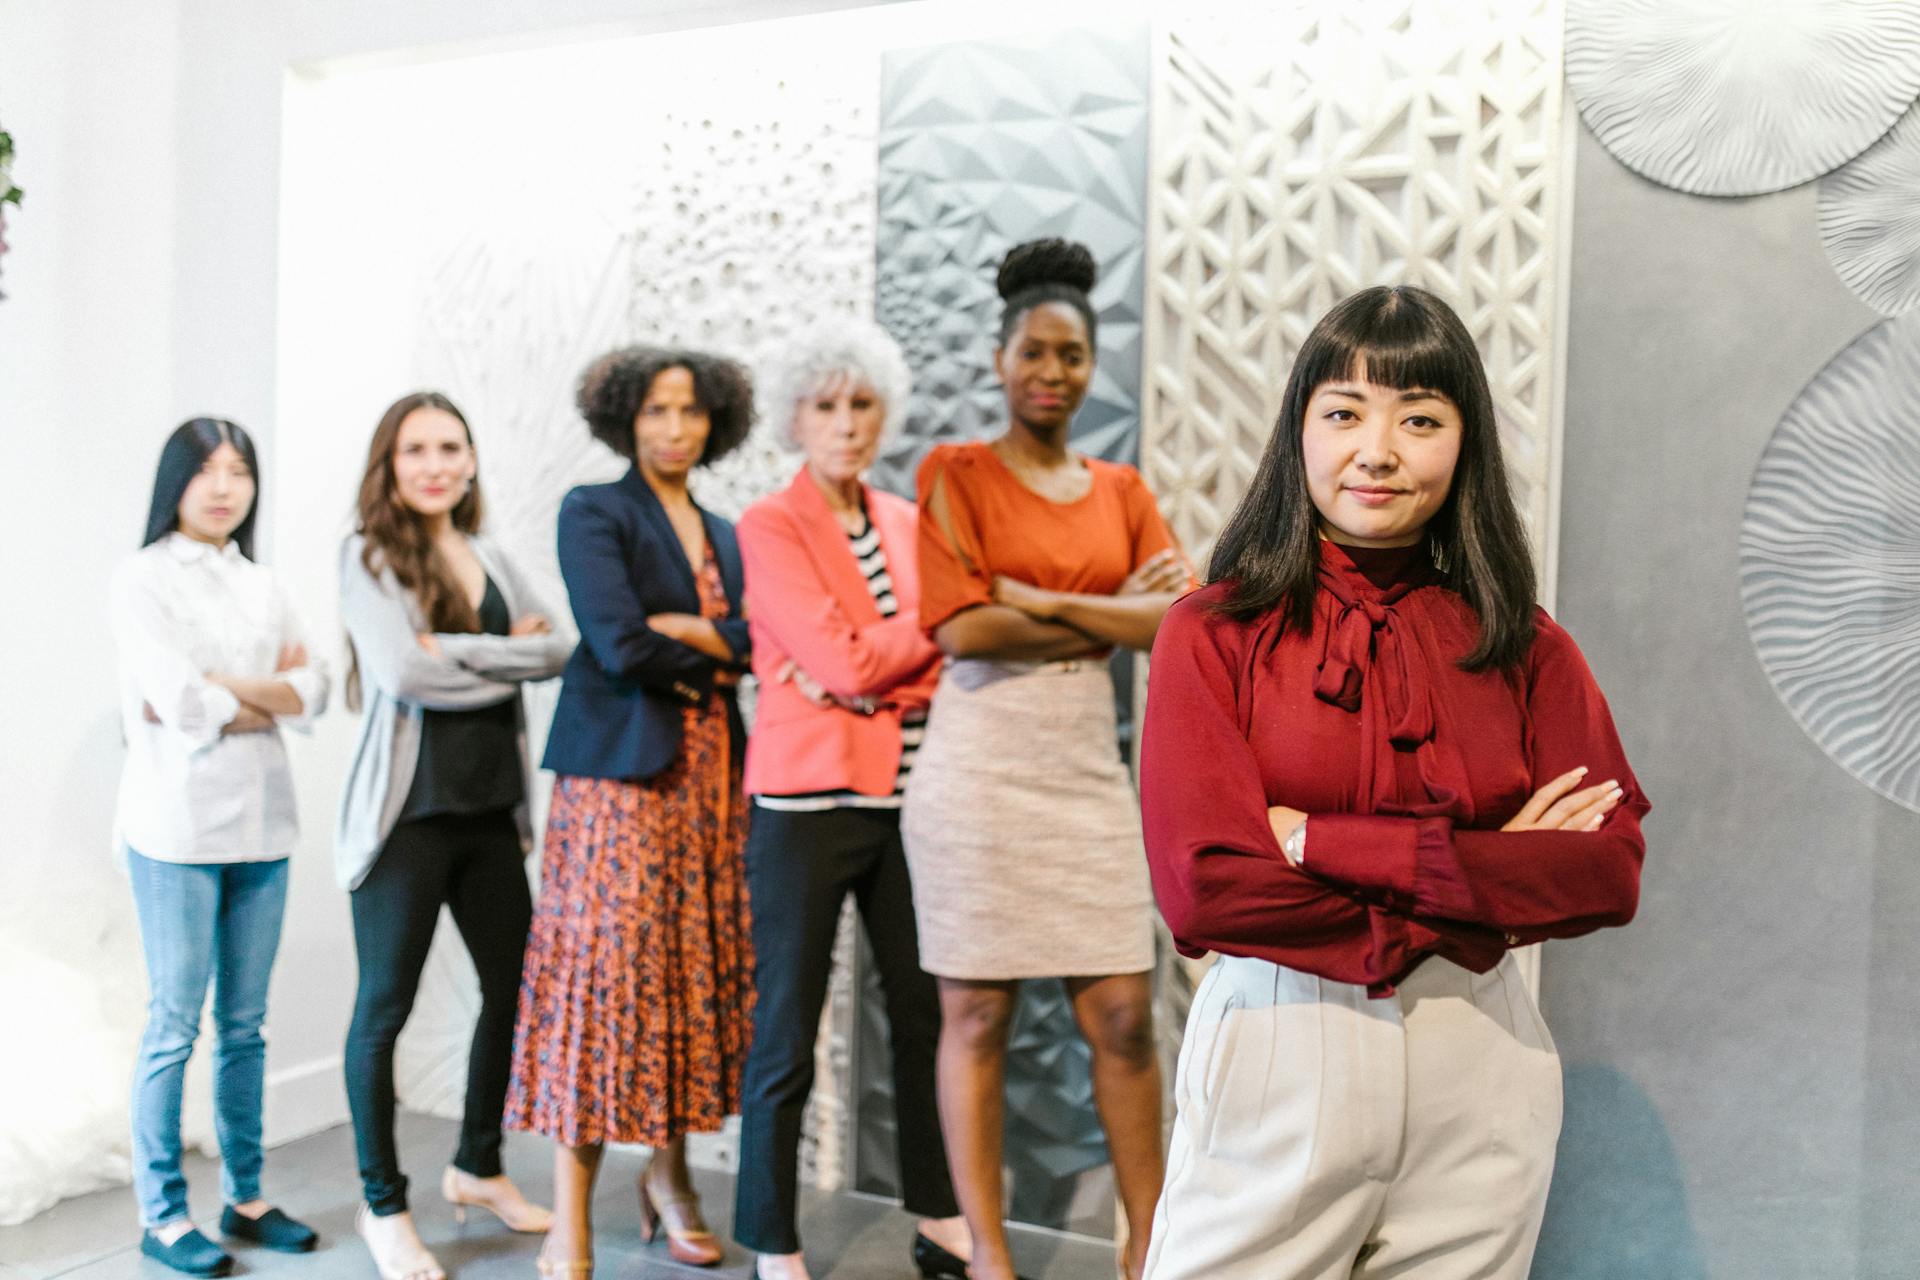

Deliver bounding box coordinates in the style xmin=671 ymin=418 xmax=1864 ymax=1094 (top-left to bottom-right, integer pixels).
xmin=399 ymin=575 xmax=524 ymax=820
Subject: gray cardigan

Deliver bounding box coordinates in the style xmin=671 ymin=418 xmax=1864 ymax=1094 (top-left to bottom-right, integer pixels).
xmin=334 ymin=532 xmax=574 ymax=890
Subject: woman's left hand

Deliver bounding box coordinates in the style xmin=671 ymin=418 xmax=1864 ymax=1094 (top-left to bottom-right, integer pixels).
xmin=1118 ymin=548 xmax=1189 ymax=595
xmin=647 ymin=612 xmax=699 ymax=643
xmin=993 ymin=575 xmax=1057 ymax=619
xmin=510 ymin=613 xmax=553 ymax=637
xmin=1267 ymin=805 xmax=1308 ymax=855
xmin=779 ymin=659 xmax=837 ymax=709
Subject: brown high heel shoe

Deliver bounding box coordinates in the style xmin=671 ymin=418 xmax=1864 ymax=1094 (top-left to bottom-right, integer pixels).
xmin=441 ymin=1167 xmax=554 ymax=1234
xmin=637 ymin=1165 xmax=724 ymax=1267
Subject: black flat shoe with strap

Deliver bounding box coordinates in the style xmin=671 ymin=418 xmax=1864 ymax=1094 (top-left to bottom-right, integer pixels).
xmin=221 ymin=1205 xmax=318 ymax=1253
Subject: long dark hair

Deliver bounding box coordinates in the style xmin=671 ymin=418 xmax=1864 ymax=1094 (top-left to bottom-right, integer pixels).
xmin=346 ymin=391 xmax=485 ymax=711
xmin=143 ymin=418 xmax=261 ymax=558
xmin=354 ymin=390 xmax=485 ymax=634
xmin=1207 ymin=285 xmax=1537 ymax=670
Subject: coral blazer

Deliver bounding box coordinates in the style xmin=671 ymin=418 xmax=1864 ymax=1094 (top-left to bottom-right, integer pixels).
xmin=738 ymin=468 xmax=942 ymax=799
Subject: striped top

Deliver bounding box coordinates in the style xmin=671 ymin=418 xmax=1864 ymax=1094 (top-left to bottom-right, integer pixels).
xmin=756 ymin=512 xmax=924 ymax=813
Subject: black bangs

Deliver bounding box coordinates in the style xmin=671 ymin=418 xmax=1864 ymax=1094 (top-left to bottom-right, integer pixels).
xmin=1313 ymin=292 xmax=1482 ymax=414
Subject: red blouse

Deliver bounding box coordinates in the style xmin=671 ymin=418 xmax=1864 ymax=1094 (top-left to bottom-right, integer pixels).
xmin=1140 ymin=540 xmax=1647 ymax=995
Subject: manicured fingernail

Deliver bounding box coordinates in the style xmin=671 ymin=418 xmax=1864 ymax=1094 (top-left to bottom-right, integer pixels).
xmin=1600 ymin=779 xmax=1617 ymax=790
xmin=1574 ymin=766 xmax=1589 ymax=776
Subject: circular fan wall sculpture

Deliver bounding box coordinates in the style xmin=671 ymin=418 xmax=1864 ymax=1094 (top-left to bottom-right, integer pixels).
xmin=1741 ymin=309 xmax=1920 ymax=813
xmin=1819 ymin=104 xmax=1920 ymax=315
xmin=1567 ymin=0 xmax=1920 ymax=197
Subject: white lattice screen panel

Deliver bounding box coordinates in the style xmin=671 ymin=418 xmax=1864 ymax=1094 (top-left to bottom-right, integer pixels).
xmin=1142 ymin=0 xmax=1569 ymax=575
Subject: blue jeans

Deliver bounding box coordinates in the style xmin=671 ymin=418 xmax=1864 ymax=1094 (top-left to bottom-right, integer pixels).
xmin=127 ymin=851 xmax=289 ymax=1229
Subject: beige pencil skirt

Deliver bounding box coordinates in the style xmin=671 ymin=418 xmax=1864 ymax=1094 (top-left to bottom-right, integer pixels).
xmin=900 ymin=658 xmax=1156 ymax=981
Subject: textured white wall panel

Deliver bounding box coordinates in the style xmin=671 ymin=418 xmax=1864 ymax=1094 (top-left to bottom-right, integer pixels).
xmin=279 ymin=21 xmax=879 ymax=1183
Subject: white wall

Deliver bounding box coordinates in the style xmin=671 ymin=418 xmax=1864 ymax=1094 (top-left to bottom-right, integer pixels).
xmin=0 ymin=0 xmax=188 ymax=1223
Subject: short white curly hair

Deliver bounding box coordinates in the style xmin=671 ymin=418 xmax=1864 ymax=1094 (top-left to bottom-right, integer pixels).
xmin=761 ymin=317 xmax=913 ymax=450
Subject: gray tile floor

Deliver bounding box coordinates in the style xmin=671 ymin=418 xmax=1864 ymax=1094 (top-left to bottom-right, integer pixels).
xmin=0 ymin=1113 xmax=1116 ymax=1280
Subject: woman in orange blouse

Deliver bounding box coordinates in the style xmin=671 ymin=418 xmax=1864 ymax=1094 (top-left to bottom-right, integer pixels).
xmin=902 ymin=238 xmax=1192 ymax=1280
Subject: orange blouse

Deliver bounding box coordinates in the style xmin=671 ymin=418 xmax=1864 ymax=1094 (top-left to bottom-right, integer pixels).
xmin=915 ymin=440 xmax=1190 ymax=634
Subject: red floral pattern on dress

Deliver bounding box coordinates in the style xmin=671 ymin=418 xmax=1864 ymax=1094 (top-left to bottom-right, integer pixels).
xmin=504 ymin=554 xmax=753 ymax=1146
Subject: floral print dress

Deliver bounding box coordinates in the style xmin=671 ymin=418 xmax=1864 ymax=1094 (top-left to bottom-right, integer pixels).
xmin=504 ymin=551 xmax=753 ymax=1146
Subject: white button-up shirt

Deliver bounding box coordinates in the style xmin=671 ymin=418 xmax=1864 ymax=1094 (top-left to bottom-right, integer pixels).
xmin=110 ymin=533 xmax=329 ymax=863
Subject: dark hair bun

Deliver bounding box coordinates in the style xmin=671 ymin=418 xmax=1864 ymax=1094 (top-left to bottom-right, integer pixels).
xmin=995 ymin=238 xmax=1097 ymax=301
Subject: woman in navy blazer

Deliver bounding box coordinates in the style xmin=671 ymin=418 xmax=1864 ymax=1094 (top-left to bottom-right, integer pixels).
xmin=539 ymin=466 xmax=750 ymax=779
xmin=504 ymin=346 xmax=756 ymax=1274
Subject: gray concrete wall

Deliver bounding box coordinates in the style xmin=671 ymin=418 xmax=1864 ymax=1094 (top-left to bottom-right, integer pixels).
xmin=1537 ymin=124 xmax=1920 ymax=1280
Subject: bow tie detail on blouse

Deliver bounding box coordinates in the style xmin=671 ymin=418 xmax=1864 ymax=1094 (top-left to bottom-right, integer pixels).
xmin=1313 ymin=547 xmax=1440 ymax=751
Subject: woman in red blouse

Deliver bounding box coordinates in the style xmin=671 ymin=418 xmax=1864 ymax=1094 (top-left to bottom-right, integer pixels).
xmin=1138 ymin=285 xmax=1647 ymax=1280
xmin=904 ymin=238 xmax=1192 ymax=1280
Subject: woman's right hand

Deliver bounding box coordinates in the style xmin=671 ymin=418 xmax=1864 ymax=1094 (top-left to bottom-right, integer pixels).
xmin=1502 ymin=767 xmax=1623 ymax=832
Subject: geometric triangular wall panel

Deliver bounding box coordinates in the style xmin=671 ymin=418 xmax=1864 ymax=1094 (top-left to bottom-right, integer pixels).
xmin=874 ymin=25 xmax=1151 ymax=495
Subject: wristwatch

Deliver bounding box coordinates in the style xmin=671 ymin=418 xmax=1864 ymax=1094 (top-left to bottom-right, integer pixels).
xmin=1282 ymin=818 xmax=1307 ymax=867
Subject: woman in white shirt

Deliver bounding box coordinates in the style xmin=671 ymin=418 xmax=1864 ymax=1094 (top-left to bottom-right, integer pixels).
xmin=110 ymin=418 xmax=330 ymax=1276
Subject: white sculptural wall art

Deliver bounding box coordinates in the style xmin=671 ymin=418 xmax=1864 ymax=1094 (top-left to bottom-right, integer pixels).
xmin=1567 ymin=0 xmax=1920 ymax=197
xmin=1819 ymin=103 xmax=1920 ymax=317
xmin=1741 ymin=310 xmax=1920 ymax=814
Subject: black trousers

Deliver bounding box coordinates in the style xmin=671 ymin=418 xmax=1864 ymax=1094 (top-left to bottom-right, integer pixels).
xmin=343 ymin=809 xmax=532 ymax=1215
xmin=732 ymin=803 xmax=959 ymax=1254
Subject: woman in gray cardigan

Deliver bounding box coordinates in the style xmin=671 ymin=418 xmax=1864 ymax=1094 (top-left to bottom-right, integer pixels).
xmin=336 ymin=391 xmax=572 ymax=1280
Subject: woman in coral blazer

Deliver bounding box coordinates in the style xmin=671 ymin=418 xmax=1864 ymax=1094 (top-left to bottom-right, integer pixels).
xmin=733 ymin=319 xmax=968 ymax=1280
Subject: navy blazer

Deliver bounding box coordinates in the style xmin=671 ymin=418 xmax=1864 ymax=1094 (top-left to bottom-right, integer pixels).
xmin=543 ymin=467 xmax=750 ymax=782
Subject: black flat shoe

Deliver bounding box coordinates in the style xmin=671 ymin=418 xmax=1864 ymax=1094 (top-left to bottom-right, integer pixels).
xmin=140 ymin=1227 xmax=234 ymax=1277
xmin=912 ymin=1232 xmax=1035 ymax=1280
xmin=221 ymin=1204 xmax=319 ymax=1252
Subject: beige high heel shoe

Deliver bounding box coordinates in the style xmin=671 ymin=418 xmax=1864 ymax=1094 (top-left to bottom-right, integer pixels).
xmin=441 ymin=1167 xmax=554 ymax=1233
xmin=534 ymin=1247 xmax=593 ymax=1280
xmin=355 ymin=1204 xmax=445 ymax=1280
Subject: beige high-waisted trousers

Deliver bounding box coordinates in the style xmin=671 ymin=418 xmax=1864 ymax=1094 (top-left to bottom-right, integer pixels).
xmin=1144 ymin=951 xmax=1561 ymax=1280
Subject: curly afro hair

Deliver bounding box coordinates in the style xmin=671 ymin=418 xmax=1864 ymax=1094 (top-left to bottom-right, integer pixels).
xmin=995 ymin=237 xmax=1099 ymax=346
xmin=576 ymin=345 xmax=756 ymax=466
